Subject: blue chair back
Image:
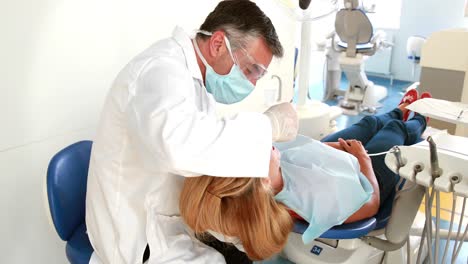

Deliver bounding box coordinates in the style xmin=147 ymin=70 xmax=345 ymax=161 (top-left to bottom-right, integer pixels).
xmin=47 ymin=141 xmax=92 ymax=241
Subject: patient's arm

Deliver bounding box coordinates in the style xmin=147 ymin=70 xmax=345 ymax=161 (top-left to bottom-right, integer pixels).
xmin=338 ymin=138 xmax=380 ymax=223
xmin=323 ymin=141 xmax=345 ymax=151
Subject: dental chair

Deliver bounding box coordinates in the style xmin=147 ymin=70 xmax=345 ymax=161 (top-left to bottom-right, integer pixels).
xmin=283 ymin=176 xmax=426 ymax=264
xmin=46 ymin=141 xmax=94 ymax=264
xmin=332 ymin=0 xmax=389 ymax=114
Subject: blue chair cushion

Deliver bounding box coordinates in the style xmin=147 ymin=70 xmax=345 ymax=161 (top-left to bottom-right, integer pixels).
xmin=293 ymin=217 xmax=377 ymax=240
xmin=66 ymin=223 xmax=93 ymax=264
xmin=373 ymin=189 xmax=396 ymax=230
xmin=320 ymin=218 xmax=376 ymax=239
xmin=338 ymin=41 xmax=374 ymax=51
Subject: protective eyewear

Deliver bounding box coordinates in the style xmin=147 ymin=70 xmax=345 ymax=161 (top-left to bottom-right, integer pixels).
xmin=232 ymin=47 xmax=268 ymax=81
xmin=224 ymin=37 xmax=268 ymax=81
xmin=197 ymin=30 xmax=268 ymax=81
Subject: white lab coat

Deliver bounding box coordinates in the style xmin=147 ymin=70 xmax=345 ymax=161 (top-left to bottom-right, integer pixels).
xmin=86 ymin=26 xmax=272 ymax=264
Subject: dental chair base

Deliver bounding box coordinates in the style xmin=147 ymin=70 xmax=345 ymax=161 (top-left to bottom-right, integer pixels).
xmin=339 ymin=54 xmax=388 ymax=114
xmin=283 ymin=234 xmax=382 ymax=264
xmin=283 ymin=231 xmax=427 ymax=264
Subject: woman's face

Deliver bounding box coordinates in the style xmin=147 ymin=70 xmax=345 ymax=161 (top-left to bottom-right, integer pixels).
xmin=267 ymin=146 xmax=283 ymax=193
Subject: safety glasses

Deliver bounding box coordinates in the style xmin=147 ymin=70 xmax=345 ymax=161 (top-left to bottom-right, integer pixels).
xmin=197 ymin=30 xmax=269 ymax=81
xmin=232 ymin=47 xmax=268 ymax=81
xmin=224 ymin=36 xmax=268 ymax=81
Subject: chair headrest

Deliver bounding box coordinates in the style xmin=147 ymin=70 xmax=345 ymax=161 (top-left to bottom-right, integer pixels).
xmin=335 ymin=9 xmax=373 ymax=45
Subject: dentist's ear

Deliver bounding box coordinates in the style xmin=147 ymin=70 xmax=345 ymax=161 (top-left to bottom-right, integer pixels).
xmin=209 ymin=31 xmax=227 ymax=57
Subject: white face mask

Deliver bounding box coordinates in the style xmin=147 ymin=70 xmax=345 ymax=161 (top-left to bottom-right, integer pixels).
xmin=193 ymin=31 xmax=255 ymax=104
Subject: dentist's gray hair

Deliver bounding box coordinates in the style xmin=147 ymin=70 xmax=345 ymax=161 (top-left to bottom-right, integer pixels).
xmin=197 ymin=0 xmax=284 ymax=58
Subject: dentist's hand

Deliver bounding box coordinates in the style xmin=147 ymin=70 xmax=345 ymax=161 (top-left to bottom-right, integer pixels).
xmin=264 ymin=102 xmax=298 ymax=142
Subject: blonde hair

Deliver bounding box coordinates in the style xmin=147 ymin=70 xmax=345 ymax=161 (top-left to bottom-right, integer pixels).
xmin=179 ymin=176 xmax=293 ymax=261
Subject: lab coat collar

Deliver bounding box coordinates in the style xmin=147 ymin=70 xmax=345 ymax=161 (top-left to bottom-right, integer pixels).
xmin=172 ymin=26 xmax=203 ymax=81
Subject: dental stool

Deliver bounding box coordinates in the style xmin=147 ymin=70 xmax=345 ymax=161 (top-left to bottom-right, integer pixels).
xmin=333 ymin=0 xmax=389 ymax=113
xmin=46 ymin=141 xmax=94 ymax=264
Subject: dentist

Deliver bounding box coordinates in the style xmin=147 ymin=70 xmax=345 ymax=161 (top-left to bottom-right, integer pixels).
xmin=85 ymin=0 xmax=298 ymax=263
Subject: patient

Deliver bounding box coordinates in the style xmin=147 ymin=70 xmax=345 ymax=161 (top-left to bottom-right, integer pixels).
xmin=179 ymin=90 xmax=431 ymax=261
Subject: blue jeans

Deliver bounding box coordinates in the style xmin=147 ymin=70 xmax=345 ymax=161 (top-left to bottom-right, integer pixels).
xmin=321 ymin=108 xmax=427 ymax=204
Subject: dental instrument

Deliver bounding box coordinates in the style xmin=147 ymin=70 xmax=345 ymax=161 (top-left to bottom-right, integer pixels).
xmin=384 ymin=98 xmax=468 ymax=264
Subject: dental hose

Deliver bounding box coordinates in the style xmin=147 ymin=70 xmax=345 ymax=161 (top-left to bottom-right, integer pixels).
xmin=441 ymin=193 xmax=457 ymax=264
xmin=425 ymin=188 xmax=435 ymax=264
xmin=452 ymin=197 xmax=468 ymax=264
xmin=416 ymin=189 xmax=435 ymax=264
xmin=434 ymin=190 xmax=440 ymax=263
xmin=367 ymin=149 xmax=397 ymax=157
xmin=452 ymin=198 xmax=466 ymax=258
xmin=452 ymin=222 xmax=468 ymax=263
xmin=441 ymin=176 xmax=460 ymax=263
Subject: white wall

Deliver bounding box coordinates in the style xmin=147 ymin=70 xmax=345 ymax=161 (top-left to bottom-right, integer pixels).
xmin=391 ymin=0 xmax=467 ymax=81
xmin=0 ymin=0 xmax=294 ymax=263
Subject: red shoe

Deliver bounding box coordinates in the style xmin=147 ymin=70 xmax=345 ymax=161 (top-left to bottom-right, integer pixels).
xmin=420 ymin=92 xmax=432 ymax=99
xmin=399 ymin=89 xmax=419 ymax=121
xmin=420 ymin=92 xmax=432 ymax=123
